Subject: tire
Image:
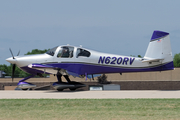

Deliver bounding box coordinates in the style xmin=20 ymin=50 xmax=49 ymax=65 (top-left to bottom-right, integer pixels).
xmin=22 ymin=88 xmax=28 ymax=90
xmin=57 ymin=89 xmax=63 ymax=91
xmin=69 ymin=88 xmax=76 ymax=91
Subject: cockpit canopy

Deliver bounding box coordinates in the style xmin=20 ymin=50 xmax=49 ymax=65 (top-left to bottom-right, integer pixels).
xmin=57 ymin=46 xmax=74 ymax=58
xmin=46 ymin=46 xmax=91 ymax=58
xmin=46 ymin=46 xmax=58 ymax=56
xmin=76 ymin=48 xmax=90 ymax=57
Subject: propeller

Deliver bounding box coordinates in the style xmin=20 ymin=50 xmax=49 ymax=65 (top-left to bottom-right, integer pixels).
xmin=9 ymin=48 xmax=20 ymax=82
xmin=12 ymin=64 xmax=16 ymax=82
xmin=9 ymin=48 xmax=15 ymax=59
xmin=17 ymin=50 xmax=20 ymax=56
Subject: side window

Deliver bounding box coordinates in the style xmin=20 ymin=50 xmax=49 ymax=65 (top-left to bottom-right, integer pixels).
xmin=76 ymin=48 xmax=91 ymax=58
xmin=57 ymin=47 xmax=74 ymax=58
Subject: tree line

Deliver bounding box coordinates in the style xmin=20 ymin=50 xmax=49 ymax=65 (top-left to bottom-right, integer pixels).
xmin=0 ymin=49 xmax=180 ymax=78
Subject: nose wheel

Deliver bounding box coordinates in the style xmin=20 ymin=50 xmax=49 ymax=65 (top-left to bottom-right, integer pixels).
xmin=17 ymin=75 xmax=36 ymax=90
xmin=17 ymin=82 xmax=36 ymax=89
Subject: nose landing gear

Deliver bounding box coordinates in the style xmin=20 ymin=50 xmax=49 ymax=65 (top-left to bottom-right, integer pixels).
xmin=17 ymin=75 xmax=36 ymax=90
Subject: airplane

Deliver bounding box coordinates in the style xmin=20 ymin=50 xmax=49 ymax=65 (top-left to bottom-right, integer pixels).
xmin=6 ymin=30 xmax=174 ymax=91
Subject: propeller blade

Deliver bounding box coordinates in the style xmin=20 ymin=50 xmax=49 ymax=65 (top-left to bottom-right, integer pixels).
xmin=12 ymin=64 xmax=16 ymax=82
xmin=9 ymin=48 xmax=17 ymax=82
xmin=17 ymin=50 xmax=20 ymax=56
xmin=9 ymin=48 xmax=15 ymax=59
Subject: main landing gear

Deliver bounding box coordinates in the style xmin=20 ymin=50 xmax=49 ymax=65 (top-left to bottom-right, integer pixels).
xmin=52 ymin=75 xmax=86 ymax=91
xmin=16 ymin=74 xmax=85 ymax=91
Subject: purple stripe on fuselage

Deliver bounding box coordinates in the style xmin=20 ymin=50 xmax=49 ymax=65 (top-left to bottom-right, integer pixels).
xmin=47 ymin=61 xmax=174 ymax=74
xmin=151 ymin=31 xmax=169 ymax=41
xmin=21 ymin=61 xmax=174 ymax=75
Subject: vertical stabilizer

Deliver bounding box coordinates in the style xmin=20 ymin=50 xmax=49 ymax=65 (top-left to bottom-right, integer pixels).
xmin=144 ymin=30 xmax=174 ymax=70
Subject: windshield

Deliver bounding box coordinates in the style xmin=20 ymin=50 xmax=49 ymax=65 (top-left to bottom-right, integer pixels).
xmin=46 ymin=46 xmax=58 ymax=56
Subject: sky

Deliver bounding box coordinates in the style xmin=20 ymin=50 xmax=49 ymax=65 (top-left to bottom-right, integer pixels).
xmin=1 ymin=0 xmax=180 ymax=65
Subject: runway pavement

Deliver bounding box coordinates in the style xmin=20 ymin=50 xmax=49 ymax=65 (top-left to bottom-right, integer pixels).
xmin=0 ymin=90 xmax=180 ymax=99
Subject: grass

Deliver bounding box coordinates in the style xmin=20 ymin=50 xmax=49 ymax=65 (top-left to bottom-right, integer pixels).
xmin=0 ymin=99 xmax=180 ymax=120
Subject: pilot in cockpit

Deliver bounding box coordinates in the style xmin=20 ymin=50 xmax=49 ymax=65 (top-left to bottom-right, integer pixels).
xmin=61 ymin=47 xmax=69 ymax=58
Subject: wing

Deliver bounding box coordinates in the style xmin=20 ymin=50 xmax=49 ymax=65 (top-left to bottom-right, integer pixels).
xmin=28 ymin=63 xmax=83 ymax=77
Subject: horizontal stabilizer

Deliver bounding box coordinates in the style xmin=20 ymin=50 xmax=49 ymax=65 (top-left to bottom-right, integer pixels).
xmin=142 ymin=58 xmax=164 ymax=63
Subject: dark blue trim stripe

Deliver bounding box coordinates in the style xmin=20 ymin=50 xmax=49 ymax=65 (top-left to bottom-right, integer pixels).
xmin=21 ymin=61 xmax=174 ymax=75
xmin=48 ymin=61 xmax=174 ymax=75
xmin=151 ymin=31 xmax=169 ymax=41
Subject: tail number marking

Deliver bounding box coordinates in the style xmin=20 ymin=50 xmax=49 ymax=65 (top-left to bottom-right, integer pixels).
xmin=98 ymin=56 xmax=135 ymax=65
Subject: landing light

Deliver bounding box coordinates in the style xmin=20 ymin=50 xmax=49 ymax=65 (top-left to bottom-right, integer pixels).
xmin=28 ymin=64 xmax=33 ymax=68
